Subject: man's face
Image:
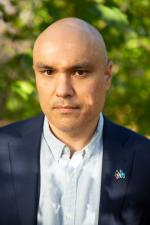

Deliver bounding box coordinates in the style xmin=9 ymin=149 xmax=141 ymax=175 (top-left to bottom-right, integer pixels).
xmin=33 ymin=30 xmax=112 ymax=133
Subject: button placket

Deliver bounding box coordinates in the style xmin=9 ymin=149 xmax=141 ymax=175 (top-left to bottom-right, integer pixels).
xmin=63 ymin=148 xmax=86 ymax=225
xmin=65 ymin=168 xmax=77 ymax=224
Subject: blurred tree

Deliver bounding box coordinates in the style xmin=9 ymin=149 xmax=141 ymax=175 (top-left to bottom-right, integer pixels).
xmin=0 ymin=0 xmax=150 ymax=136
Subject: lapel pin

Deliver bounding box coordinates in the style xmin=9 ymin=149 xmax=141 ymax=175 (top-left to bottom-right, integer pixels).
xmin=115 ymin=169 xmax=125 ymax=180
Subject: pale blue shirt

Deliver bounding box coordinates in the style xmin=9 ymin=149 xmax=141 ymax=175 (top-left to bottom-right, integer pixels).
xmin=37 ymin=113 xmax=104 ymax=225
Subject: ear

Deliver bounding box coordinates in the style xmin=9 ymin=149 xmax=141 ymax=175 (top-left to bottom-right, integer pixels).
xmin=104 ymin=60 xmax=113 ymax=91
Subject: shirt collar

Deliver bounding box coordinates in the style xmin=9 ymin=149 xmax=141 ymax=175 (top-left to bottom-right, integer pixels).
xmin=43 ymin=113 xmax=104 ymax=161
xmin=83 ymin=113 xmax=103 ymax=159
xmin=43 ymin=118 xmax=65 ymax=161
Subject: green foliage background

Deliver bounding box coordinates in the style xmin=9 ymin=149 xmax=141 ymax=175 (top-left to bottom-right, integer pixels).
xmin=0 ymin=0 xmax=150 ymax=136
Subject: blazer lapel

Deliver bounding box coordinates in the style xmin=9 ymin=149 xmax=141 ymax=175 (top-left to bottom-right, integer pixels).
xmin=9 ymin=113 xmax=44 ymax=225
xmin=99 ymin=118 xmax=135 ymax=225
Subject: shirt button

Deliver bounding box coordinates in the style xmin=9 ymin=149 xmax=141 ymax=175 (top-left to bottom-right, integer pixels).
xmin=66 ymin=214 xmax=72 ymax=220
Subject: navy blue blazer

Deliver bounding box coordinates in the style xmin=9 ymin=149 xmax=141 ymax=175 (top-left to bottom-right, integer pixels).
xmin=0 ymin=113 xmax=150 ymax=225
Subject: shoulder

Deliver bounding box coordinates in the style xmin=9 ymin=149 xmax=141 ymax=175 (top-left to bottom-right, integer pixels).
xmin=0 ymin=113 xmax=44 ymax=139
xmin=103 ymin=116 xmax=150 ymax=147
xmin=103 ymin=117 xmax=150 ymax=177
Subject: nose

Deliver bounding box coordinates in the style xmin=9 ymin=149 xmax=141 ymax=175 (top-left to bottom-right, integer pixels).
xmin=55 ymin=74 xmax=74 ymax=98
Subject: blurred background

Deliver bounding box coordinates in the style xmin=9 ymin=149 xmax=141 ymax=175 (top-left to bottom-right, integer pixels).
xmin=0 ymin=0 xmax=150 ymax=136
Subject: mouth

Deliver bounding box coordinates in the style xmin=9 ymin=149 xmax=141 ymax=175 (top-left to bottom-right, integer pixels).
xmin=53 ymin=105 xmax=80 ymax=113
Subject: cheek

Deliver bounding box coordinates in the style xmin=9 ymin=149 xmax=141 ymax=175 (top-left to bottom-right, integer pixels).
xmin=36 ymin=78 xmax=51 ymax=109
xmin=36 ymin=77 xmax=53 ymax=98
xmin=81 ymin=82 xmax=105 ymax=108
xmin=36 ymin=76 xmax=43 ymax=93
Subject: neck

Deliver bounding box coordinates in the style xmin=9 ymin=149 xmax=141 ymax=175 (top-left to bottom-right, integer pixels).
xmin=49 ymin=118 xmax=99 ymax=155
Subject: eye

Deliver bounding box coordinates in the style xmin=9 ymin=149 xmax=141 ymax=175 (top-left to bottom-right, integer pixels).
xmin=74 ymin=70 xmax=88 ymax=77
xmin=42 ymin=69 xmax=54 ymax=76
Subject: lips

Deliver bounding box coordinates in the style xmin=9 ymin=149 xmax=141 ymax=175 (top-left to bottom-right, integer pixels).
xmin=53 ymin=105 xmax=79 ymax=113
xmin=55 ymin=105 xmax=78 ymax=109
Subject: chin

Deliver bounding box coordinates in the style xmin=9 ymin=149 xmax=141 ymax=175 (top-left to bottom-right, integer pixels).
xmin=46 ymin=113 xmax=85 ymax=131
xmin=55 ymin=123 xmax=78 ymax=132
xmin=50 ymin=119 xmax=83 ymax=133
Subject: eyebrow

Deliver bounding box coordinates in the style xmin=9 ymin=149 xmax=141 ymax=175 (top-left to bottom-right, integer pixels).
xmin=34 ymin=62 xmax=93 ymax=70
xmin=34 ymin=63 xmax=53 ymax=69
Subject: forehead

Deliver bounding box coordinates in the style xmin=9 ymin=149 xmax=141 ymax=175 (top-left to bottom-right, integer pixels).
xmin=33 ymin=32 xmax=103 ymax=67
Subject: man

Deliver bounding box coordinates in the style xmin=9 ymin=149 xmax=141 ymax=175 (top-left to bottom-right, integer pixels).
xmin=0 ymin=17 xmax=150 ymax=225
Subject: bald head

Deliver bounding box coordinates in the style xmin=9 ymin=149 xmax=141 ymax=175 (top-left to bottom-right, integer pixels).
xmin=33 ymin=17 xmax=112 ymax=137
xmin=33 ymin=17 xmax=108 ymax=66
